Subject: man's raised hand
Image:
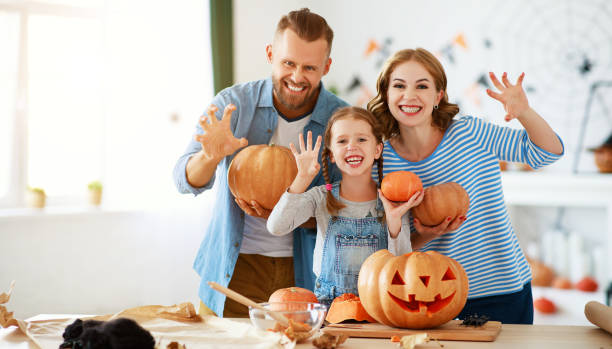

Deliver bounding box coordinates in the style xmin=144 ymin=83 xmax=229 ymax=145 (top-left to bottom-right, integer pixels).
xmin=195 ymin=104 xmax=248 ymax=160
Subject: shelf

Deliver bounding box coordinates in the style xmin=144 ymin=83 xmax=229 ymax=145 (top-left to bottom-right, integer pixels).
xmin=501 ymin=171 xmax=612 ymax=207
xmin=501 ymin=171 xmax=612 ymax=285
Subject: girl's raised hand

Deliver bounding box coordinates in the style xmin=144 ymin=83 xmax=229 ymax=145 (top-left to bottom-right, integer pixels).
xmin=379 ymin=189 xmax=424 ymax=238
xmin=378 ymin=189 xmax=424 ymax=219
xmin=486 ymin=72 xmax=530 ymax=122
xmin=289 ymin=131 xmax=322 ymax=180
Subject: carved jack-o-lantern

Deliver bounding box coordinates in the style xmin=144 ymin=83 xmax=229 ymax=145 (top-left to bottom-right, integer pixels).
xmin=358 ymin=250 xmax=469 ymax=329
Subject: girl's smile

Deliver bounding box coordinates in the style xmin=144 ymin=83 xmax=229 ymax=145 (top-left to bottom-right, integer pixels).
xmin=345 ymin=155 xmax=364 ymax=168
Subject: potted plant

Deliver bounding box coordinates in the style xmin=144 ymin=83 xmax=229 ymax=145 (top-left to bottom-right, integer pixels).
xmin=87 ymin=180 xmax=103 ymax=206
xmin=26 ymin=187 xmax=46 ymax=208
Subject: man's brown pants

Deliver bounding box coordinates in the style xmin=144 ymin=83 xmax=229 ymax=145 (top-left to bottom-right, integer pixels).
xmin=199 ymin=253 xmax=295 ymax=317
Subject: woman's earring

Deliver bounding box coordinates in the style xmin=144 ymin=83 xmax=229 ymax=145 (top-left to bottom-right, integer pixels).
xmin=434 ymin=105 xmax=439 ymax=110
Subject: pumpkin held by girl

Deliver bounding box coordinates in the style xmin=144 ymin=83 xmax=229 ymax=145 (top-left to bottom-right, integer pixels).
xmin=380 ymin=171 xmax=422 ymax=202
xmin=358 ymin=250 xmax=468 ymax=329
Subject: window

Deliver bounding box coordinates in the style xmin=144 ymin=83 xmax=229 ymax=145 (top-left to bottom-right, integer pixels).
xmin=27 ymin=14 xmax=106 ymax=201
xmin=0 ymin=12 xmax=19 ymax=200
xmin=1 ymin=0 xmax=213 ymax=209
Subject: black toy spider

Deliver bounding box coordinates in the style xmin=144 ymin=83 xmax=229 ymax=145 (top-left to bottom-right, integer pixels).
xmin=460 ymin=314 xmax=490 ymax=327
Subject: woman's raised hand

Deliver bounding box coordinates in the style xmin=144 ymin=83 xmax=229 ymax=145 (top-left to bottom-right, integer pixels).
xmin=290 ymin=131 xmax=322 ymax=180
xmin=486 ymin=72 xmax=531 ymax=122
xmin=195 ymin=104 xmax=248 ymax=159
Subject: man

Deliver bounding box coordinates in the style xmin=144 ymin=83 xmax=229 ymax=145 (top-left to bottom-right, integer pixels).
xmin=173 ymin=8 xmax=348 ymax=317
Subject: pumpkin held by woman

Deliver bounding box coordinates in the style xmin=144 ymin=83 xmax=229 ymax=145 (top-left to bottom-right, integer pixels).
xmin=411 ymin=182 xmax=469 ymax=226
xmin=325 ymin=293 xmax=377 ymax=324
xmin=358 ymin=250 xmax=469 ymax=329
xmin=227 ymin=144 xmax=298 ymax=210
xmin=380 ymin=171 xmax=423 ymax=202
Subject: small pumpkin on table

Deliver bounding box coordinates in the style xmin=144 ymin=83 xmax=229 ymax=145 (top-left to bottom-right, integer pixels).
xmin=266 ymin=286 xmax=318 ymax=341
xmin=325 ymin=293 xmax=376 ymax=324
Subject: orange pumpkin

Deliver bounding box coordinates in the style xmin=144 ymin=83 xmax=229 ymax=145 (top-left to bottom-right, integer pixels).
xmin=411 ymin=182 xmax=469 ymax=226
xmin=325 ymin=293 xmax=377 ymax=324
xmin=227 ymin=144 xmax=298 ymax=210
xmin=527 ymin=258 xmax=555 ymax=287
xmin=534 ymin=297 xmax=556 ymax=314
xmin=268 ymin=287 xmax=318 ymax=322
xmin=380 ymin=171 xmax=423 ymax=202
xmin=269 ymin=287 xmax=318 ymax=304
xmin=358 ymin=250 xmax=468 ymax=329
xmin=552 ymin=276 xmax=572 ymax=290
xmin=575 ymin=277 xmax=598 ymax=292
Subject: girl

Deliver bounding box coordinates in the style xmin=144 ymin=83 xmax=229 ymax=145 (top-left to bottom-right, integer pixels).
xmin=267 ymin=106 xmax=423 ymax=305
xmin=368 ymin=48 xmax=564 ymax=324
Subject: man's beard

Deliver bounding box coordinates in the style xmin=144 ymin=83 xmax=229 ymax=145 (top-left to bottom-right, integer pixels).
xmin=272 ymin=77 xmax=318 ymax=111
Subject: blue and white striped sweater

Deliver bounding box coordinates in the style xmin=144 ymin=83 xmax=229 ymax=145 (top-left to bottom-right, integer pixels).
xmin=375 ymin=115 xmax=563 ymax=299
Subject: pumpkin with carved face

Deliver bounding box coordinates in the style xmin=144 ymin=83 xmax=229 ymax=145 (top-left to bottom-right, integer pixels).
xmin=358 ymin=249 xmax=468 ymax=329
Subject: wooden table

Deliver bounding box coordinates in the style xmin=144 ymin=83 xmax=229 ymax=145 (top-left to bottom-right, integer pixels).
xmin=1 ymin=317 xmax=610 ymax=348
xmin=298 ymin=324 xmax=612 ymax=348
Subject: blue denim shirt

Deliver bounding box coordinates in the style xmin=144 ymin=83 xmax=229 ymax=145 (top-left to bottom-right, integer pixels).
xmin=173 ymin=78 xmax=348 ymax=316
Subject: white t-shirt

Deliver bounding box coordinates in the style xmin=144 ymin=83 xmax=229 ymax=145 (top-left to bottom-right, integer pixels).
xmin=239 ymin=113 xmax=312 ymax=257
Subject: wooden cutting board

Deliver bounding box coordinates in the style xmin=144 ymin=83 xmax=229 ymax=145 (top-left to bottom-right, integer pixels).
xmin=321 ymin=320 xmax=502 ymax=341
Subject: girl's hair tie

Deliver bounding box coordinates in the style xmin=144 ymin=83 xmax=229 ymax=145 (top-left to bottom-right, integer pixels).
xmin=325 ymin=183 xmax=332 ymax=191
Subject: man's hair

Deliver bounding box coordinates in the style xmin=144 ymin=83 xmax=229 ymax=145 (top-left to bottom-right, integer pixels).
xmin=276 ymin=8 xmax=334 ymax=55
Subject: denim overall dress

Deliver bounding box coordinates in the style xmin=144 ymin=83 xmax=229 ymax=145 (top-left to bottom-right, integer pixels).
xmin=314 ymin=182 xmax=388 ymax=305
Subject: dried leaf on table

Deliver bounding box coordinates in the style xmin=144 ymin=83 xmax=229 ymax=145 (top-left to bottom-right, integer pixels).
xmin=400 ymin=333 xmax=443 ymax=349
xmin=100 ymin=302 xmax=203 ymax=323
xmin=0 ymin=305 xmax=18 ymax=328
xmin=268 ymin=318 xmax=312 ymax=342
xmin=0 ymin=280 xmax=15 ymax=304
xmin=0 ymin=281 xmax=44 ymax=348
xmin=312 ymin=332 xmax=348 ymax=349
xmin=0 ymin=281 xmax=18 ymax=328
